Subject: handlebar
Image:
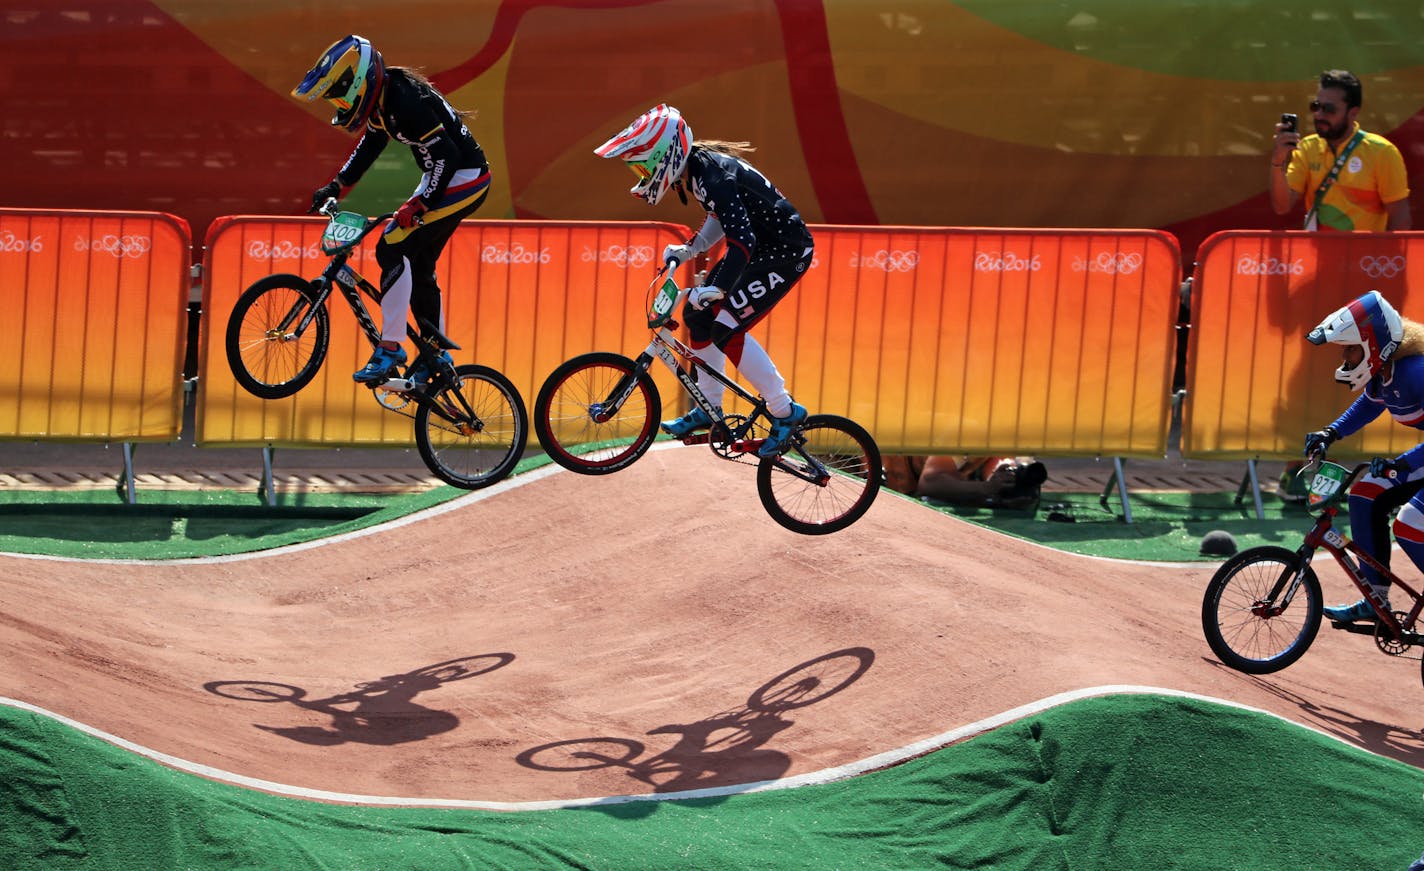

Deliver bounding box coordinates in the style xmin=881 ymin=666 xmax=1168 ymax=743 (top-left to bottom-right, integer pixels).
xmin=318 ymin=196 xmax=399 ymax=225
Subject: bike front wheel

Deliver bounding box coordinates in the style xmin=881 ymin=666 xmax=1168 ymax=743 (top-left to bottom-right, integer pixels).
xmin=414 ymin=364 xmax=528 ymax=490
xmin=534 ymin=352 xmax=661 ymax=475
xmin=1201 ymin=545 xmax=1322 ymax=674
xmin=225 ymin=274 xmax=330 ymax=399
xmin=757 ymin=414 xmax=882 ymax=535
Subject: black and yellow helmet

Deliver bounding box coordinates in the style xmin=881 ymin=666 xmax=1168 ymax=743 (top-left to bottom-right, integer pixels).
xmin=292 ymin=35 xmax=385 ymax=132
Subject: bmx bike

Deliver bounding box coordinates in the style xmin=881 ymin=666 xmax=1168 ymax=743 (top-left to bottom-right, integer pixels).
xmin=532 ymin=265 xmax=882 ymax=535
xmin=1201 ymin=453 xmax=1424 ymax=682
xmin=223 ymin=199 xmax=528 ymax=489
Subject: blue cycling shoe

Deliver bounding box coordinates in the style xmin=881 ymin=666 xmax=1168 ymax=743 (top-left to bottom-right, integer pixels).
xmin=407 ymin=350 xmax=454 ymax=386
xmin=660 ymin=407 xmax=714 ymax=438
xmin=353 ymin=345 xmax=407 ymax=384
xmin=757 ymin=402 xmax=808 ymax=459
xmin=1322 ymin=597 xmax=1383 ymax=623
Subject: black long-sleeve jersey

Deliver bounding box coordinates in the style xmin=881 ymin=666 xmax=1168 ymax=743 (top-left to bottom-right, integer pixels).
xmin=335 ymin=69 xmax=487 ymax=208
xmin=686 ymin=147 xmax=813 ymax=293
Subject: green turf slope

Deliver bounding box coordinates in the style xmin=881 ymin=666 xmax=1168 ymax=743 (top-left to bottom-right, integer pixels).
xmin=3 ymin=694 xmax=1419 ymax=870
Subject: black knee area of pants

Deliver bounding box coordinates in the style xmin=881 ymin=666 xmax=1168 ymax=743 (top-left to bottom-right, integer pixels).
xmin=1368 ymin=478 xmax=1424 ymax=567
xmin=682 ymin=302 xmax=715 ymax=345
xmin=375 ymin=241 xmax=406 ymax=292
xmin=681 ymin=302 xmax=738 ymax=350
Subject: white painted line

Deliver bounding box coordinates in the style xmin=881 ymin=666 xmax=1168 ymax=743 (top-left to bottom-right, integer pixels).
xmin=0 ymin=685 xmax=1381 ymax=812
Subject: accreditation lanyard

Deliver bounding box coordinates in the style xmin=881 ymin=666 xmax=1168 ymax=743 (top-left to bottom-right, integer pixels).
xmin=1304 ymin=129 xmax=1365 ymax=230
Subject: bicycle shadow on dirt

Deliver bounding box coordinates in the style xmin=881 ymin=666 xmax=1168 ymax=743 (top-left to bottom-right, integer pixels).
xmin=515 ymin=647 xmax=875 ymax=809
xmin=203 ymin=653 xmax=514 ymax=747
xmin=1202 ymin=657 xmax=1424 ymax=768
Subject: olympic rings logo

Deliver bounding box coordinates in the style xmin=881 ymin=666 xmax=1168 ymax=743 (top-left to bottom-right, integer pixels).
xmin=247 ymin=240 xmax=323 ymax=260
xmin=974 ymin=251 xmax=1041 ymax=273
xmin=1359 ymin=255 xmax=1406 ymax=279
xmin=1071 ymin=252 xmax=1143 ymax=275
xmin=74 ymin=234 xmax=151 ymax=259
xmin=482 ymin=243 xmax=552 ymax=265
xmin=579 ymin=245 xmax=655 ymax=268
xmin=0 ymin=231 xmax=43 ymax=253
xmin=849 ymin=249 xmax=919 ymax=272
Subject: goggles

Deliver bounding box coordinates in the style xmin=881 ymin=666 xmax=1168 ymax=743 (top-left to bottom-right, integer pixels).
xmin=322 ymin=69 xmax=356 ymax=111
xmin=627 ymin=160 xmax=654 ymax=182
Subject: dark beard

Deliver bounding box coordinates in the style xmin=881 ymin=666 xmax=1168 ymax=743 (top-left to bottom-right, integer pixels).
xmin=1317 ymin=118 xmax=1351 ymax=144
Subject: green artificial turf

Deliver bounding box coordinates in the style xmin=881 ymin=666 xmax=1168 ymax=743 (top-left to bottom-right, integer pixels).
xmin=910 ymin=488 xmax=1317 ymax=562
xmin=0 ymin=452 xmax=550 ymax=560
xmin=3 ymin=693 xmax=1420 ymax=870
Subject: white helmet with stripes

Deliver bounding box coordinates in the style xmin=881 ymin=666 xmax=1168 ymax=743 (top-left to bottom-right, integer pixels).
xmin=594 ymin=104 xmax=693 ymax=205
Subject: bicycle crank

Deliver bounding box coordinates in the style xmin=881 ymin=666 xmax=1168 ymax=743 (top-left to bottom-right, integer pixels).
xmin=1375 ymin=612 xmax=1418 ymax=655
xmin=709 ymin=415 xmax=753 ymax=459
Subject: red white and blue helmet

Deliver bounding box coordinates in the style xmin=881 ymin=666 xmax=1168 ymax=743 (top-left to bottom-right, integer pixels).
xmin=291 ymin=35 xmax=385 ymax=132
xmin=594 ymin=104 xmax=692 ymax=205
xmin=1307 ymin=290 xmax=1404 ymax=390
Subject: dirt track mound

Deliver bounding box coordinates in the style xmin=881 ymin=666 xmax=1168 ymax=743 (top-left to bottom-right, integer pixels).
xmin=0 ymin=449 xmax=1419 ymax=803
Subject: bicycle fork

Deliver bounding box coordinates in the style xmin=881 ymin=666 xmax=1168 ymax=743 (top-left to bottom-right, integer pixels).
xmin=1257 ymin=547 xmax=1316 ymax=618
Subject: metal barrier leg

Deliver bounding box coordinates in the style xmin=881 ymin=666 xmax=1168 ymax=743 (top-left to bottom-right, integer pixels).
xmin=260 ymin=446 xmax=276 ymax=507
xmin=1234 ymin=458 xmax=1265 ymax=520
xmin=1099 ymin=458 xmax=1134 ymax=523
xmin=119 ymin=442 xmax=136 ymax=505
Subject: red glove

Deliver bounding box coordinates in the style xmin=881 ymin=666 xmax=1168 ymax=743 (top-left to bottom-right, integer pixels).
xmin=394 ymin=198 xmax=428 ymax=229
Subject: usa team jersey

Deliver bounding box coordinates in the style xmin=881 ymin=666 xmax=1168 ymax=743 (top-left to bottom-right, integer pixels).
xmin=1285 ymin=122 xmax=1409 ymax=232
xmin=686 ymin=147 xmax=813 ymax=293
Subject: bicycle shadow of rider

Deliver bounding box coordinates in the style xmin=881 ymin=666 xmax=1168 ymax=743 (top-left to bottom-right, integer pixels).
xmin=515 ymin=647 xmax=875 ymax=809
xmin=203 ymin=653 xmax=515 ymax=747
xmin=1201 ymin=657 xmax=1424 ymax=768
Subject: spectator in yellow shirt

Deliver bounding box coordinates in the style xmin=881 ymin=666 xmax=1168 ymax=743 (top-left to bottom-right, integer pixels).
xmin=1269 ymin=68 xmax=1410 ymax=232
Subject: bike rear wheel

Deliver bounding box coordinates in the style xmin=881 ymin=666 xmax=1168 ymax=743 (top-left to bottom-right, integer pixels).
xmin=534 ymin=352 xmax=661 ymax=475
xmin=757 ymin=414 xmax=882 ymax=535
xmin=226 ymin=274 xmax=329 ymax=399
xmin=414 ymin=364 xmax=528 ymax=490
xmin=1201 ymin=545 xmax=1322 ymax=674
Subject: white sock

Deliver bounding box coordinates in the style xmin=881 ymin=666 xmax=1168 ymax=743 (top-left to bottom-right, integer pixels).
xmin=734 ymin=335 xmax=791 ymax=416
xmin=694 ymin=344 xmax=726 ymax=411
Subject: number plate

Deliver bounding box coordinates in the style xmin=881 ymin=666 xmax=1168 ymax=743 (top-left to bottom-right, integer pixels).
xmin=648 ymin=277 xmax=679 ymax=328
xmin=1307 ymin=461 xmax=1348 ymax=510
xmin=321 ymin=211 xmax=366 ymax=254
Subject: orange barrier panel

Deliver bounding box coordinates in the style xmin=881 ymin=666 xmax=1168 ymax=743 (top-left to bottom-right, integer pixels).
xmin=0 ymin=208 xmax=190 ymax=441
xmin=198 ymin=218 xmax=691 ymax=447
xmin=750 ymin=227 xmax=1181 ymax=457
xmin=1184 ymin=231 xmax=1424 ymax=461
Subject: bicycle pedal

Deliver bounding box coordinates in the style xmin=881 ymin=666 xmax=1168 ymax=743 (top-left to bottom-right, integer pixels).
xmin=681 ymin=433 xmax=711 ymax=445
xmin=377 ymin=377 xmax=422 ymax=393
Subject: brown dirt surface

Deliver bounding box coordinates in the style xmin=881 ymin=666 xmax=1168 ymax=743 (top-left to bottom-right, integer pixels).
xmin=1 ymin=447 xmax=1420 ymax=805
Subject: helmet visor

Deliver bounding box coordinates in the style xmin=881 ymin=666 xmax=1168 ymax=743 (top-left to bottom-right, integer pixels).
xmin=322 ymin=68 xmax=356 ymax=110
